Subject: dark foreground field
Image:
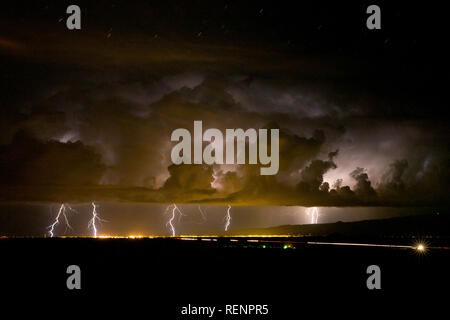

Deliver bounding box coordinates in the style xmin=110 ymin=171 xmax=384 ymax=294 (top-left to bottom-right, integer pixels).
xmin=1 ymin=236 xmax=449 ymax=318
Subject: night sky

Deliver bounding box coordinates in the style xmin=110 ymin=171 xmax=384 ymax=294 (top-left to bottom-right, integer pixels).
xmin=0 ymin=1 xmax=449 ymax=207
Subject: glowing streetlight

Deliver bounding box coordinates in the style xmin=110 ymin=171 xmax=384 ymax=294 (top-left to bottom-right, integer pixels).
xmin=416 ymin=244 xmax=425 ymax=252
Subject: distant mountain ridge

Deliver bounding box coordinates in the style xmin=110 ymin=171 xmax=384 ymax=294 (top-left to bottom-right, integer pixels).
xmin=230 ymin=213 xmax=450 ymax=238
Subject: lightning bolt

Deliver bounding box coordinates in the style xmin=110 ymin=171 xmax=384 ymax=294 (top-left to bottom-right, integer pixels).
xmin=224 ymin=204 xmax=232 ymax=231
xmin=47 ymin=204 xmax=76 ymax=237
xmin=197 ymin=205 xmax=207 ymax=224
xmin=306 ymin=207 xmax=319 ymax=224
xmin=88 ymin=202 xmax=106 ymax=238
xmin=165 ymin=204 xmax=184 ymax=236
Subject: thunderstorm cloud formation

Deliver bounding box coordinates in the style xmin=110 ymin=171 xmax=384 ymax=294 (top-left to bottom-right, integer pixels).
xmin=0 ymin=2 xmax=448 ymax=207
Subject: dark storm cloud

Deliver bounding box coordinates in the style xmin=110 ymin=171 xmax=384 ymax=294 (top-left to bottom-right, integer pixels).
xmin=0 ymin=69 xmax=448 ymax=206
xmin=298 ymin=159 xmax=337 ymax=192
xmin=0 ymin=130 xmax=105 ymax=186
xmin=0 ymin=1 xmax=448 ymax=206
xmin=0 ymin=70 xmax=448 ymax=206
xmin=350 ymin=167 xmax=376 ymax=200
xmin=162 ymin=164 xmax=216 ymax=201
